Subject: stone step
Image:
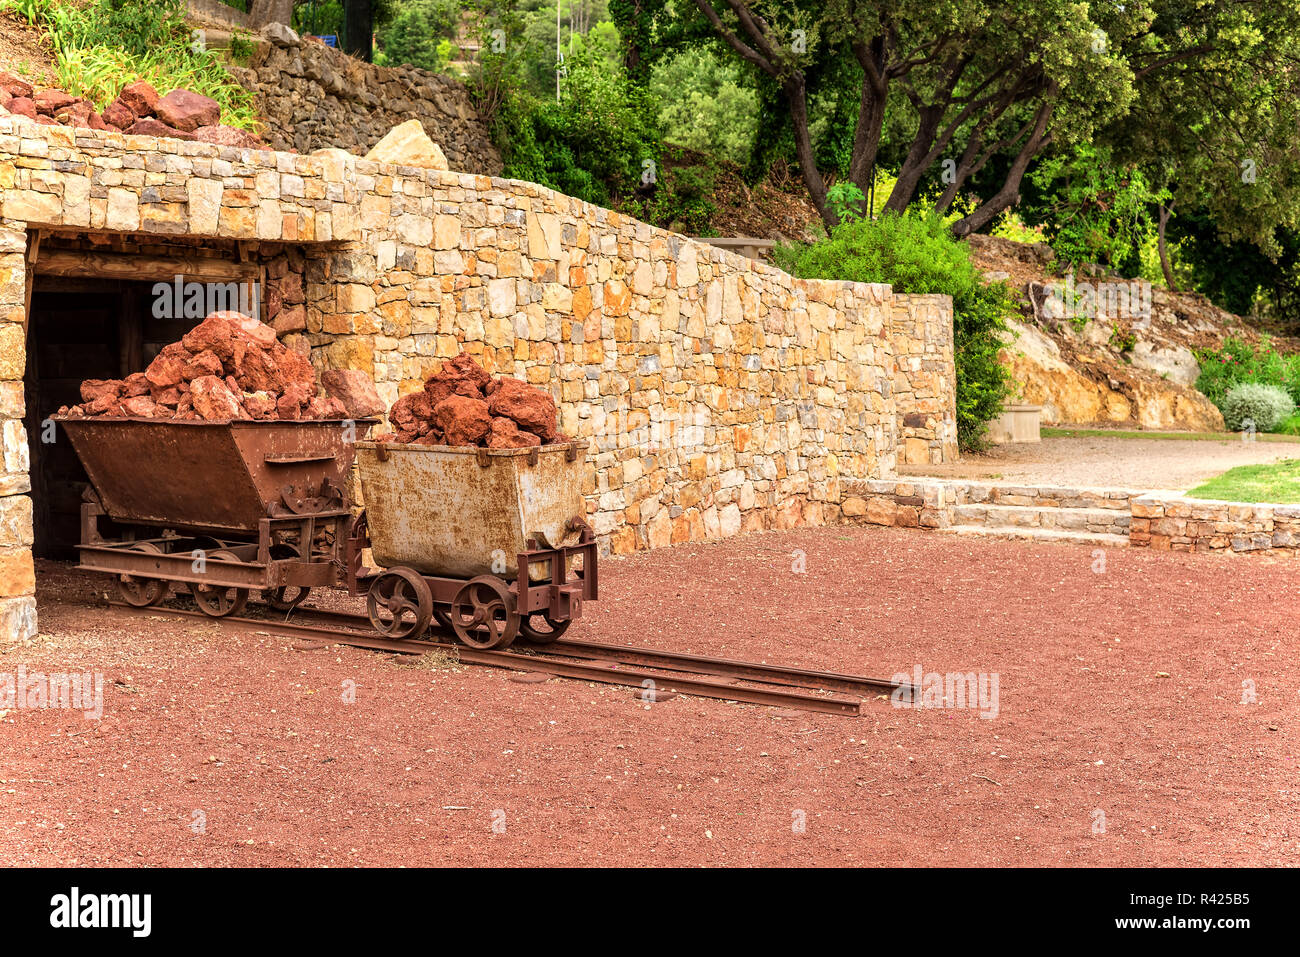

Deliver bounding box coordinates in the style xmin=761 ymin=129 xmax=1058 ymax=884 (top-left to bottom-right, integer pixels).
xmin=944 ymin=524 xmax=1130 ymax=547
xmin=954 ymin=503 xmax=1130 ymax=533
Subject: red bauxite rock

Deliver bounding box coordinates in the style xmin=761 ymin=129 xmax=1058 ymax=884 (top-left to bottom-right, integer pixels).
xmin=377 ymin=353 xmax=566 ymax=449
xmin=125 ymin=117 xmax=196 ymax=140
xmin=100 ymin=101 xmax=134 ymax=130
xmin=193 ymin=125 xmax=262 ymax=149
xmin=32 ymin=89 xmax=77 ymax=115
xmin=433 ymin=395 xmax=492 ymax=447
xmin=487 ymin=416 xmax=542 ymax=450
xmin=6 ymin=97 xmax=36 ymax=120
xmin=154 ymin=89 xmax=220 ymax=132
xmin=488 ymin=376 xmax=559 ymax=441
xmin=189 ymin=375 xmax=243 ymax=421
xmin=0 ymin=72 xmax=33 ymax=98
xmin=321 ymin=369 xmax=385 ymax=418
xmin=116 ymin=80 xmax=160 ymax=118
xmin=59 ymin=312 xmax=380 ymax=424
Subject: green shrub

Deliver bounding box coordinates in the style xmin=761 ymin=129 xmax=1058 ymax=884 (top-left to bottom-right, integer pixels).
xmin=496 ymin=47 xmax=660 ymax=208
xmin=1195 ymin=335 xmax=1300 ymax=408
xmin=1221 ymin=382 xmax=1296 ymax=432
xmin=649 ymin=47 xmax=758 ymax=168
xmin=786 ymin=212 xmax=1014 ymax=450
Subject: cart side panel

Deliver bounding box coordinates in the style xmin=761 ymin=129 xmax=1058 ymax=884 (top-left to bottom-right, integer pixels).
xmin=57 ymin=418 xmax=364 ymax=535
xmin=355 ymin=443 xmax=584 ymax=579
xmin=60 ymin=419 xmax=264 ymax=532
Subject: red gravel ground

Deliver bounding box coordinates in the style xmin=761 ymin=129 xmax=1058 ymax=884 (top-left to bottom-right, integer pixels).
xmin=2 ymin=526 xmax=1298 ymax=866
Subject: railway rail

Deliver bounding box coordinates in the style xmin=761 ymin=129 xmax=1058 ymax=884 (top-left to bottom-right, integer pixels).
xmin=105 ymin=600 xmax=907 ymax=716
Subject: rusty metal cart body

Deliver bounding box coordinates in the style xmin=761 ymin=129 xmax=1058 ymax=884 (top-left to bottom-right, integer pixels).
xmin=59 ymin=417 xmax=367 ymax=616
xmin=347 ymin=439 xmax=598 ymax=649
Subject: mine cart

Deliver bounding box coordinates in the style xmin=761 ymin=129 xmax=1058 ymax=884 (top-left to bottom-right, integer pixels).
xmin=348 ymin=440 xmax=598 ymax=650
xmin=59 ymin=417 xmax=369 ymax=616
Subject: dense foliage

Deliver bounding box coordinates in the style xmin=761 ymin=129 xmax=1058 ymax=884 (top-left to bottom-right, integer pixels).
xmin=1195 ymin=337 xmax=1300 ymax=410
xmin=5 ymin=0 xmax=259 ymax=128
xmin=782 ymin=211 xmax=1014 ymax=449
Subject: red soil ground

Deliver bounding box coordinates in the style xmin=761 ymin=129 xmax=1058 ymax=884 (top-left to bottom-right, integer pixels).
xmin=2 ymin=526 xmax=1297 ymax=866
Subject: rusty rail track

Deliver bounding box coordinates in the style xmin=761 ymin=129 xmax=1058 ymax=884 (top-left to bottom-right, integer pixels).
xmin=107 ymin=601 xmax=905 ymax=716
xmin=268 ymin=604 xmax=902 ymax=697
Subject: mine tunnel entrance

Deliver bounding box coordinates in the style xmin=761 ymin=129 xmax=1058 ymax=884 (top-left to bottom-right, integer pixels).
xmin=24 ymin=233 xmax=263 ymax=558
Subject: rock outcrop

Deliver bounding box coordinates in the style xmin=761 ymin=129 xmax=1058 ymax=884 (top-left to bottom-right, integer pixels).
xmin=966 ymin=234 xmax=1257 ymax=431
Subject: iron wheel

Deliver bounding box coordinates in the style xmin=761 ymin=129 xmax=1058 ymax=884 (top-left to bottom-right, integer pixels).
xmin=450 ymin=575 xmax=519 ymax=650
xmin=366 ymin=567 xmax=433 ymax=639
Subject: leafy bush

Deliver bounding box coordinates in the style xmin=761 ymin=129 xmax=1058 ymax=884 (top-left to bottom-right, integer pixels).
xmin=496 ymin=47 xmax=660 ymax=208
xmin=1221 ymin=383 xmax=1296 ymax=432
xmin=1195 ymin=336 xmax=1300 ymax=408
xmin=649 ymin=47 xmax=758 ymax=168
xmin=786 ymin=212 xmax=1014 ymax=449
xmin=1025 ymin=144 xmax=1168 ymax=274
xmin=623 ymin=154 xmax=718 ymax=235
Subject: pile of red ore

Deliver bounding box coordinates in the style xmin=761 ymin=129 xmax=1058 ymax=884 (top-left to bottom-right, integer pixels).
xmin=378 ymin=354 xmax=567 ymax=450
xmin=60 ymin=312 xmax=384 ymax=423
xmin=0 ymin=73 xmax=261 ymax=148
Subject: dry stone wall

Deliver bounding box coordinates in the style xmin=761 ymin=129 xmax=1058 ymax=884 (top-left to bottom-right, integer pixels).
xmin=0 ymin=115 xmax=956 ymax=641
xmin=890 ymin=293 xmax=958 ymax=464
xmin=229 ymin=26 xmax=503 ymax=175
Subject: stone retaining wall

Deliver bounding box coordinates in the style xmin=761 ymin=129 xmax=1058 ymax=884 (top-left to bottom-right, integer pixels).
xmin=229 ymin=26 xmax=503 ymax=174
xmin=1130 ymin=496 xmax=1300 ymax=553
xmin=0 ymin=116 xmax=957 ymax=641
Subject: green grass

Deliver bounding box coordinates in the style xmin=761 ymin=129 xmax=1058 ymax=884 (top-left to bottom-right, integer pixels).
xmin=1186 ymin=459 xmax=1300 ymax=503
xmin=1274 ymin=412 xmax=1300 ymax=436
xmin=1042 ymin=427 xmax=1300 ymax=444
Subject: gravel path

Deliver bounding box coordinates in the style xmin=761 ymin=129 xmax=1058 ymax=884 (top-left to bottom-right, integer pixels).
xmin=902 ymin=435 xmax=1300 ymax=491
xmin=3 ymin=528 xmax=1297 ymax=867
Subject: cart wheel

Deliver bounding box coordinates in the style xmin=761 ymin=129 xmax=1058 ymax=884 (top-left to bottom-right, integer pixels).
xmin=191 ymin=548 xmax=250 ymax=618
xmin=450 ymin=576 xmax=519 ymax=650
xmin=191 ymin=583 xmax=249 ymax=617
xmin=265 ymin=586 xmax=312 ymax=612
xmin=117 ymin=542 xmax=168 ymax=608
xmin=367 ymin=567 xmax=433 ymax=639
xmin=518 ymin=612 xmax=571 ymax=645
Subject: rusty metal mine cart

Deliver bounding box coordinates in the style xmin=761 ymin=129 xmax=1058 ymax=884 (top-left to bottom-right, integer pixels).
xmin=348 ymin=439 xmax=597 ymax=649
xmin=57 ymin=417 xmax=598 ymax=650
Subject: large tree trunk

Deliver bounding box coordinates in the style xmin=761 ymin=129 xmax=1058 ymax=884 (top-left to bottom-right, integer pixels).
xmin=784 ymin=77 xmax=833 ymax=226
xmin=949 ymin=98 xmax=1054 ymax=237
xmin=247 ymin=0 xmax=293 ymax=28
xmin=884 ymin=104 xmax=947 ymax=212
xmin=343 ymin=0 xmax=374 ymax=62
xmin=1157 ymin=203 xmax=1179 ymax=291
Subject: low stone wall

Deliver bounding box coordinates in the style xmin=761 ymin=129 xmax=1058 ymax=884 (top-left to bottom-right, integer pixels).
xmin=842 ymin=476 xmax=1300 ymax=555
xmin=230 ymin=26 xmax=503 ymax=174
xmin=890 ymin=293 xmax=958 ymax=464
xmin=1130 ymin=496 xmax=1300 ymax=553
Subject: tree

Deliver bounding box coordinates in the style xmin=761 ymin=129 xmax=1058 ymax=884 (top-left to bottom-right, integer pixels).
xmin=343 ymin=0 xmax=374 ymax=61
xmin=249 ymin=0 xmax=294 ymax=28
xmin=689 ymin=1 xmax=1300 ymax=237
